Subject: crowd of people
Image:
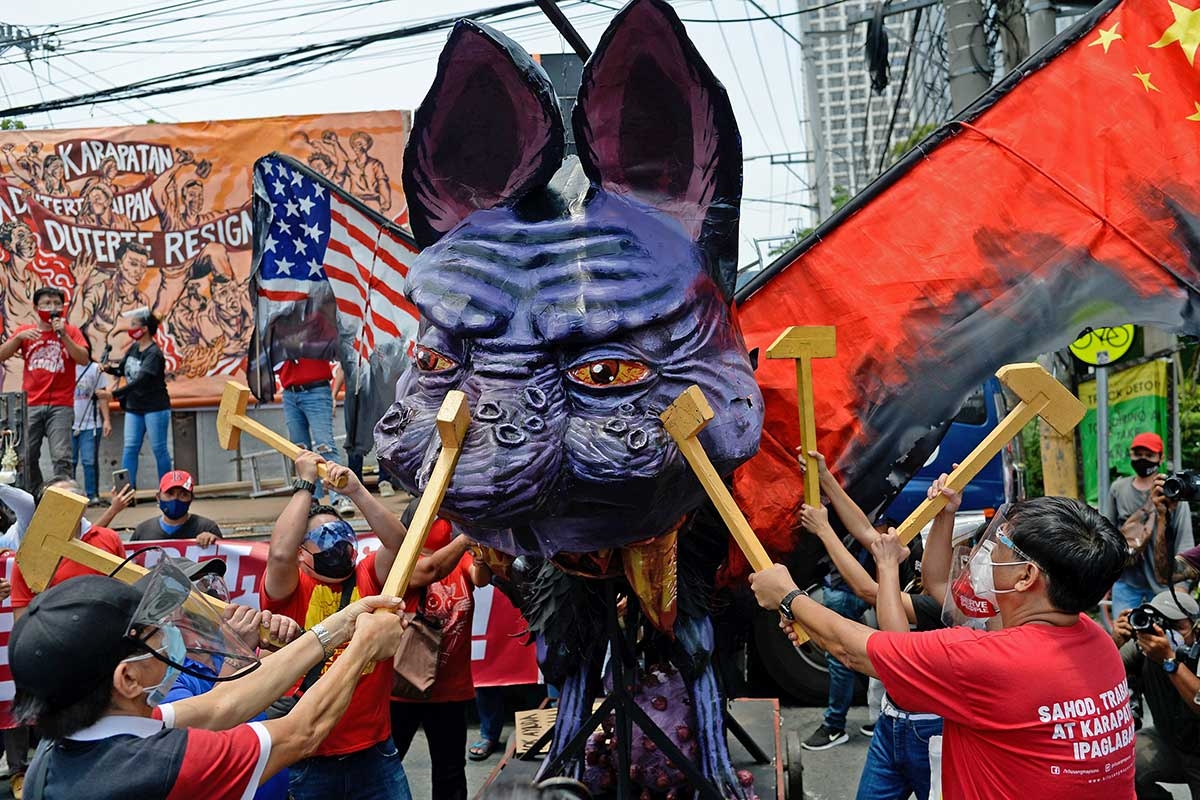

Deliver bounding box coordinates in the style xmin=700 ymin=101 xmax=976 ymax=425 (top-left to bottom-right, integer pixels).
xmin=0 ymin=284 xmax=1196 ymax=800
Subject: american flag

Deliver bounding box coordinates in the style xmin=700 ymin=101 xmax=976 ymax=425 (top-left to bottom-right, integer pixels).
xmin=247 ymin=154 xmax=420 ymax=455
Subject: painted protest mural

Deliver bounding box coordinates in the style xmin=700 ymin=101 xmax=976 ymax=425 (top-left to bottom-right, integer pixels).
xmin=0 ymin=111 xmax=410 ymax=400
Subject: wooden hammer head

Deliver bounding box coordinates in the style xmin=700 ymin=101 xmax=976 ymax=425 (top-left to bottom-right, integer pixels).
xmin=765 ymin=326 xmax=837 ymax=360
xmin=216 ymin=381 xmax=251 ymax=450
xmin=659 ymin=385 xmax=715 ymax=440
xmin=435 ymin=390 xmax=471 ymax=448
xmin=996 ymin=362 xmax=1085 ymax=434
xmin=16 ymin=487 xmax=87 ymax=593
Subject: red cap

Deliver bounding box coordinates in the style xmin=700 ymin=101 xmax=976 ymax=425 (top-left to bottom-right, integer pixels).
xmin=423 ymin=519 xmax=454 ymax=552
xmin=1131 ymin=432 xmax=1164 ymax=454
xmin=159 ymin=470 xmax=194 ymax=493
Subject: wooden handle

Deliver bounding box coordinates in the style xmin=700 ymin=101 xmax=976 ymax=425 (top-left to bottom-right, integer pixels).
xmin=234 ymin=415 xmax=349 ymax=489
xmin=375 ymin=392 xmax=470 ymax=610
xmin=796 ymin=358 xmax=820 ymax=508
xmin=661 ymin=387 xmax=810 ymax=645
xmin=894 ymin=398 xmax=1041 ymax=544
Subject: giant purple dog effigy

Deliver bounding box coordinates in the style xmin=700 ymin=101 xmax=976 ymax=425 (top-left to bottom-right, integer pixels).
xmin=377 ymin=1 xmax=763 ymax=795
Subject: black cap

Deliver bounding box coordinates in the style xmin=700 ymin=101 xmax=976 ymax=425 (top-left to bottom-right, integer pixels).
xmin=9 ymin=576 xmax=144 ymax=706
xmin=168 ymin=555 xmax=225 ymax=581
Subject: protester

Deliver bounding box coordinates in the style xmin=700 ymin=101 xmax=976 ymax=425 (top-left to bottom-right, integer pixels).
xmin=1108 ymin=431 xmax=1194 ymax=618
xmin=277 ymin=358 xmax=352 ymax=517
xmin=0 ymin=286 xmax=89 ymax=492
xmin=71 ymin=343 xmax=111 ymax=505
xmin=469 ymin=552 xmax=504 ymax=762
xmin=1113 ymin=589 xmax=1200 ymax=798
xmin=164 ymin=556 xmax=302 ymax=800
xmin=261 ymin=452 xmax=411 ymax=800
xmin=108 ymin=311 xmax=172 ymax=487
xmin=798 ymin=454 xmax=959 ymax=800
xmin=9 ymin=567 xmax=405 ymax=799
xmin=131 ymin=470 xmax=222 ymax=546
xmin=389 ymin=500 xmax=478 ymax=800
xmin=751 ymin=495 xmax=1135 ymax=798
xmin=0 ymin=479 xmax=132 ymax=551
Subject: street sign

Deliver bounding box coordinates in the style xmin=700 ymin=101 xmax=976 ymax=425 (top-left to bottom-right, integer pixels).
xmin=1069 ymin=325 xmax=1135 ymax=366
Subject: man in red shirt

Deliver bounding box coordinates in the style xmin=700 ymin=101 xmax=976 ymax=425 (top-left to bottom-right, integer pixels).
xmin=276 ymin=358 xmax=353 ymax=517
xmin=260 ymin=451 xmax=410 ymax=800
xmin=751 ymin=496 xmax=1134 ymax=800
xmin=0 ymin=287 xmax=89 ymax=492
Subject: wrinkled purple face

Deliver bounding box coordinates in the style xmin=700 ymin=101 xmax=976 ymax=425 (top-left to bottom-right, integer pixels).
xmin=378 ymin=2 xmax=759 ymax=556
xmin=377 ymin=192 xmax=761 ymax=555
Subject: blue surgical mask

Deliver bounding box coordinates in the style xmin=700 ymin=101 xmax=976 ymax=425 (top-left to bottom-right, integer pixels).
xmin=125 ymin=626 xmax=186 ymax=707
xmin=158 ymin=498 xmax=191 ymax=520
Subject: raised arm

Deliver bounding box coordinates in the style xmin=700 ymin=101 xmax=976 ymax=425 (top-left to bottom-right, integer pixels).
xmin=264 ymin=453 xmax=323 ymax=601
xmin=870 ymin=532 xmax=912 ymax=633
xmin=920 ymin=472 xmax=962 ymax=604
xmin=409 ymin=534 xmax=471 ymax=589
xmin=802 ymin=448 xmax=877 ymax=546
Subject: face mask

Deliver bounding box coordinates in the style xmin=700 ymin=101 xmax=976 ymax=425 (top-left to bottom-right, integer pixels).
xmin=129 ymin=328 xmax=146 ymax=341
xmin=1130 ymin=458 xmax=1160 ymax=478
xmin=158 ymin=498 xmax=190 ymax=520
xmin=36 ymin=309 xmax=55 ymax=324
xmin=124 ymin=625 xmax=185 ymax=707
xmin=310 ymin=541 xmax=356 ymax=582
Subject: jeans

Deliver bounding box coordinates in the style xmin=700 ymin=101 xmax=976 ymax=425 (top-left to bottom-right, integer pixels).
xmin=823 ymin=586 xmax=868 ymax=732
xmin=287 ymin=738 xmax=411 ymax=800
xmin=282 ymin=385 xmax=342 ymax=502
xmin=1135 ymin=727 xmax=1200 ymax=799
xmin=71 ymin=428 xmax=100 ymax=499
xmin=475 ymin=686 xmax=506 ymax=743
xmin=1113 ymin=580 xmax=1157 ymax=620
xmin=391 ymin=701 xmax=468 ymax=800
xmin=856 ymin=713 xmax=944 ymax=800
xmin=122 ymin=409 xmax=172 ymax=488
xmin=26 ymin=405 xmax=73 ymax=492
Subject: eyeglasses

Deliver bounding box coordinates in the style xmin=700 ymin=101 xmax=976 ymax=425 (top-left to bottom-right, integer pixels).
xmin=993 ymin=528 xmax=1046 ymax=575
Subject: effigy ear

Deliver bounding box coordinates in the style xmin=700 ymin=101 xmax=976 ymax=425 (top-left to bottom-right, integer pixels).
xmin=403 ymin=20 xmax=565 ymax=249
xmin=573 ymin=0 xmax=743 ymax=299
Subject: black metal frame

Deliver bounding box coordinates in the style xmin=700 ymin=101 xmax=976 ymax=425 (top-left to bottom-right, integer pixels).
xmin=524 ymin=580 xmax=768 ymax=798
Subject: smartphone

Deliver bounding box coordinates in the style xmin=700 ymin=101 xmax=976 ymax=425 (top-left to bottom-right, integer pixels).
xmin=112 ymin=469 xmax=135 ymax=506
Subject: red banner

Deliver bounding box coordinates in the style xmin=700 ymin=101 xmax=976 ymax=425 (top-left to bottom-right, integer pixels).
xmin=0 ymin=535 xmax=539 ymax=728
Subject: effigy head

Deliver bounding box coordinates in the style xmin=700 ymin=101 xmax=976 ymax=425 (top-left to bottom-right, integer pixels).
xmin=376 ymin=0 xmax=763 ymax=556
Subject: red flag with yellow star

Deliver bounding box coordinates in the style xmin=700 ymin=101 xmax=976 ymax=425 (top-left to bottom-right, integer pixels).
xmin=729 ymin=0 xmax=1200 ymax=577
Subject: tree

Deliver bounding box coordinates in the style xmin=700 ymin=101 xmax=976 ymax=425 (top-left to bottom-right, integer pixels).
xmin=767 ymin=185 xmax=852 ymax=258
xmin=0 ymin=119 xmax=26 ymax=130
xmin=888 ymin=122 xmax=939 ymax=165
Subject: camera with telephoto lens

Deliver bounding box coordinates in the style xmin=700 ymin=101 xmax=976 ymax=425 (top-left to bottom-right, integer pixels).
xmin=1128 ymin=603 xmax=1168 ymax=634
xmin=1162 ymin=470 xmax=1200 ymax=502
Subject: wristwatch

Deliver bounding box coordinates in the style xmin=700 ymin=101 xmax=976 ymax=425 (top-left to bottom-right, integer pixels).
xmin=310 ymin=622 xmax=337 ymax=659
xmin=1163 ymin=658 xmax=1179 ymax=674
xmin=291 ymin=478 xmax=316 ymax=495
xmin=779 ymin=588 xmax=809 ymax=621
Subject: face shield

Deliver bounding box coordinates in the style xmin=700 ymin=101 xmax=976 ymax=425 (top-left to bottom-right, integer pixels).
xmin=303 ymin=519 xmax=358 ymax=582
xmin=121 ymin=549 xmax=260 ymax=682
xmin=943 ymin=505 xmax=1040 ymax=627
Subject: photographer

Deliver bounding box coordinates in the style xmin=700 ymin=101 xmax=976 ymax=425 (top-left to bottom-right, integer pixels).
xmin=0 ymin=287 xmax=89 ymax=491
xmin=1113 ymin=590 xmax=1200 ymax=799
xmin=1108 ymin=432 xmax=1194 ymax=618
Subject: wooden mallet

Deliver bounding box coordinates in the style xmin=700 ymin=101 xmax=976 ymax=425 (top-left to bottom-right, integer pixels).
xmin=17 ymin=487 xmax=288 ymax=647
xmin=375 ymin=390 xmax=471 ymax=610
xmin=767 ymin=326 xmax=837 ymax=507
xmin=661 ymin=385 xmax=810 ymax=645
xmin=217 ymin=381 xmax=348 ymax=490
xmin=894 ymin=363 xmax=1086 ymax=544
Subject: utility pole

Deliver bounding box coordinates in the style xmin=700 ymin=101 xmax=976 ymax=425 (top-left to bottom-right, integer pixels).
xmin=0 ymin=22 xmax=55 ymax=59
xmin=798 ymin=1 xmax=832 ymax=222
xmin=944 ymin=0 xmax=992 ymax=112
xmin=1025 ymin=0 xmax=1058 ymax=51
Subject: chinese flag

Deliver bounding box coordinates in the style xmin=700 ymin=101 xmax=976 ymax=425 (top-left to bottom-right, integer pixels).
xmin=729 ymin=0 xmax=1200 ymax=574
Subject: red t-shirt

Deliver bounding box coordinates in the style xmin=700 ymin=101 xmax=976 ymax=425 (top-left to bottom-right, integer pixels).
xmin=867 ymin=615 xmax=1135 ymax=800
xmin=395 ymin=554 xmax=475 ymax=704
xmin=11 ymin=525 xmax=127 ymax=608
xmin=277 ymin=359 xmax=332 ymax=389
xmin=260 ymin=550 xmax=391 ymax=756
xmin=16 ymin=324 xmax=86 ymax=407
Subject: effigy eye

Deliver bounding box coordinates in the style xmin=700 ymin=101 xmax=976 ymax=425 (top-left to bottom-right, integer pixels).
xmin=567 ymin=358 xmax=651 ymax=388
xmin=414 ymin=346 xmax=457 ymax=372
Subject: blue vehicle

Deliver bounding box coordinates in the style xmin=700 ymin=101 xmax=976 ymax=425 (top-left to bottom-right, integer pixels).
xmin=883 ymin=377 xmax=1020 ymax=521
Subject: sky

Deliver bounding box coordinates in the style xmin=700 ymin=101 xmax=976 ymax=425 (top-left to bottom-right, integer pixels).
xmin=0 ymin=0 xmax=834 ymax=269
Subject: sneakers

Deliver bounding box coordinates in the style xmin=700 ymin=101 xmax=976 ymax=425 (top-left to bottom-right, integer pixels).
xmin=860 ymin=722 xmax=875 ymax=737
xmin=333 ymin=497 xmax=356 ymax=518
xmin=801 ymin=723 xmax=849 ymax=751
xmin=378 ymin=480 xmax=395 ymax=497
